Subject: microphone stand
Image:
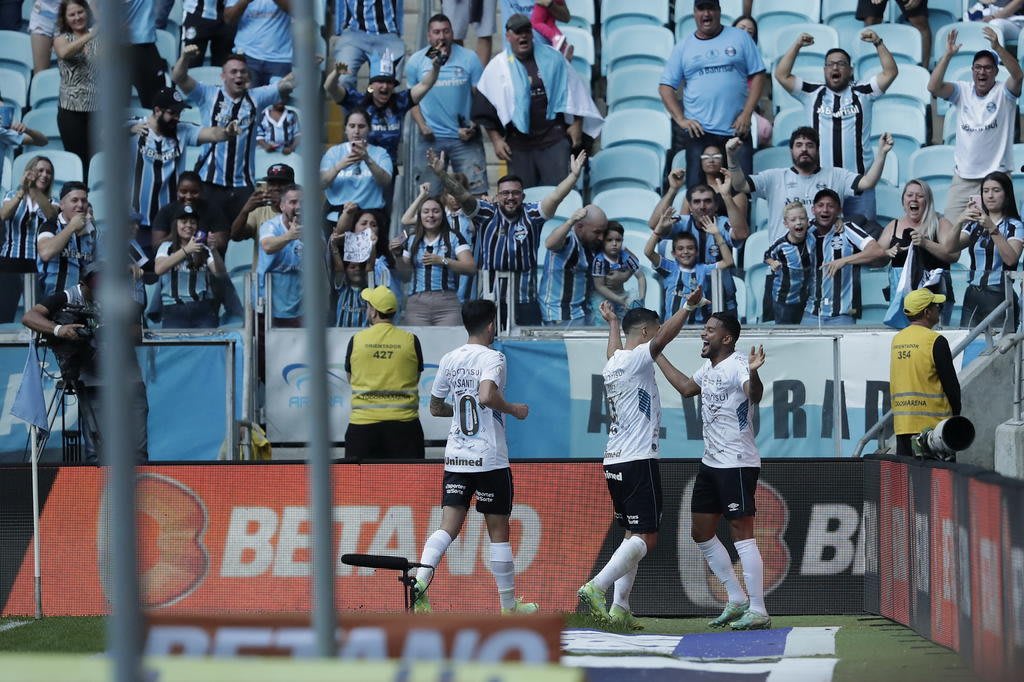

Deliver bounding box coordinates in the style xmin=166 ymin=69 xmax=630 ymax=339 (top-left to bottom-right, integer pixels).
xmin=340 ymin=554 xmax=432 ymax=612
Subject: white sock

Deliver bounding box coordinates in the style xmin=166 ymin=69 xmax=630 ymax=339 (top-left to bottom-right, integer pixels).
xmin=415 ymin=529 xmax=452 ymax=585
xmin=490 ymin=541 xmax=516 ymax=610
xmin=592 ymin=536 xmax=647 ymax=592
xmin=697 ymin=536 xmax=747 ymax=604
xmin=735 ymin=538 xmax=766 ymax=615
xmin=612 ymin=563 xmax=638 ymax=612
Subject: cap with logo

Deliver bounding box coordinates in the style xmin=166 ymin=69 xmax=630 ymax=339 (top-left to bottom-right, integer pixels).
xmin=903 ymin=288 xmax=946 ymax=316
xmin=260 ymin=163 xmax=295 ymax=183
xmin=505 ymin=13 xmax=532 ymax=33
xmin=972 ymin=48 xmax=1001 ymax=66
xmin=154 ymin=87 xmax=191 ymax=113
xmin=172 ymin=203 xmax=200 ymax=221
xmin=360 ymin=285 xmax=398 ymax=314
xmin=368 ymin=49 xmax=401 ymax=84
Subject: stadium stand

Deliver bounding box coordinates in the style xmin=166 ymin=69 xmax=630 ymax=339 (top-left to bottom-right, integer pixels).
xmin=589 ymin=145 xmax=664 ymax=195
xmin=602 ymin=24 xmax=675 ymax=74
xmin=0 ymin=29 xmax=33 ymax=82
xmin=28 ymin=67 xmax=60 ymax=111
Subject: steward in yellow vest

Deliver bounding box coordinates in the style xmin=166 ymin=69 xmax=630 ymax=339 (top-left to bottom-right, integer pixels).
xmin=344 ymin=286 xmax=425 ymax=459
xmin=890 ymin=289 xmax=961 ymax=456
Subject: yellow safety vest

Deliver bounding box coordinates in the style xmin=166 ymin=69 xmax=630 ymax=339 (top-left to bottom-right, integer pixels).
xmin=890 ymin=324 xmax=953 ymax=435
xmin=348 ymin=323 xmax=421 ymax=424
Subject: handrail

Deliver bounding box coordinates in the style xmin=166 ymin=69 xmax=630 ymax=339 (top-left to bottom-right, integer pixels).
xmin=853 ymin=272 xmax=1023 ymax=457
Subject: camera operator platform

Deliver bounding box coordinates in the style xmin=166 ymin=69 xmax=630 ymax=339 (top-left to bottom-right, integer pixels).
xmin=21 ymin=261 xmax=150 ymax=464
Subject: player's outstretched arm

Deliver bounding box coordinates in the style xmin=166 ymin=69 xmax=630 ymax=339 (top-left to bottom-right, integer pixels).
xmin=744 ymin=345 xmax=766 ymax=403
xmin=650 ymin=286 xmax=705 ymax=358
xmin=599 ymin=301 xmax=622 ymax=359
xmin=479 ymin=380 xmax=529 ymax=420
xmin=655 ymin=355 xmax=700 ymax=398
xmin=429 ymin=395 xmax=454 ymax=417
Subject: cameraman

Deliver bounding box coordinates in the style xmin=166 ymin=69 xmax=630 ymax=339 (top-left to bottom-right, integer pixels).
xmin=21 ymin=262 xmax=149 ymax=464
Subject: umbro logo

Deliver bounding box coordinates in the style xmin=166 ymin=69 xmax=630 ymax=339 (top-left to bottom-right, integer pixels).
xmin=727 ymin=502 xmax=740 ymax=511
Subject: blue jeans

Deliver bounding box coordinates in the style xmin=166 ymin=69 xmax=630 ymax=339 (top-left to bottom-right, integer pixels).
xmin=843 ymin=188 xmax=877 ymax=223
xmin=801 ymin=312 xmax=855 ymax=326
xmin=331 ymin=29 xmax=406 ymax=89
xmin=245 ymin=57 xmax=292 ymax=87
xmin=773 ymin=300 xmax=804 ymax=325
xmin=412 ymin=133 xmax=489 ymax=196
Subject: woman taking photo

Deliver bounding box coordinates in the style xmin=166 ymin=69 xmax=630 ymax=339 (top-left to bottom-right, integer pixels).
xmin=0 ymin=156 xmax=58 ymax=322
xmin=154 ymin=205 xmax=226 ymax=328
xmin=320 ymin=109 xmax=393 ymax=224
xmin=394 ymin=192 xmax=475 ymax=325
xmin=947 ymin=171 xmax=1023 ymax=327
xmin=53 ymin=0 xmax=98 ymax=175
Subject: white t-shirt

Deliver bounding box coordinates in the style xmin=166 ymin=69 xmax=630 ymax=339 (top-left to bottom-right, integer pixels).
xmin=748 ymin=166 xmax=860 ymax=243
xmin=948 ymin=81 xmax=1017 ymax=179
xmin=692 ymin=351 xmax=760 ymax=468
xmin=431 ymin=343 xmax=509 ymax=473
xmin=602 ymin=342 xmax=661 ymax=465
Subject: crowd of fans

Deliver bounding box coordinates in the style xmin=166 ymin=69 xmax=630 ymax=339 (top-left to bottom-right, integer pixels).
xmin=0 ymin=0 xmax=1022 ymax=340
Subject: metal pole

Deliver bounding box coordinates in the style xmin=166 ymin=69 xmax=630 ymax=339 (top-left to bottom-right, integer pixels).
xmin=30 ymin=425 xmax=41 ymax=619
xmin=292 ymin=0 xmax=337 ymax=655
xmin=226 ymin=341 xmax=236 ymax=460
xmin=97 ymin=1 xmax=142 ymax=680
xmin=832 ymin=336 xmax=842 ymax=457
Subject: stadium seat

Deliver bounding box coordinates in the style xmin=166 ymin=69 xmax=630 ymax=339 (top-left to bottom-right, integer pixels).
xmin=590 ymin=145 xmax=664 ymax=195
xmin=859 ymin=304 xmax=888 ymax=324
xmin=875 ymin=183 xmax=903 ymax=224
xmin=156 ymin=29 xmax=180 ymax=67
xmin=745 ymin=263 xmax=769 ymax=324
xmin=859 ymin=266 xmax=890 ymax=307
xmin=732 ymin=274 xmax=747 ymax=324
xmin=771 ymin=108 xmax=804 ymax=147
xmin=20 ymin=109 xmax=62 ymax=151
xmin=602 ymin=109 xmax=671 ymax=157
xmin=907 ymin=0 xmax=960 ymax=37
xmin=188 ymin=66 xmax=223 ymax=87
xmin=852 ymin=23 xmax=923 ymax=72
xmin=877 ymin=64 xmax=932 ymax=116
xmin=942 ymin=109 xmax=957 ymax=145
xmin=12 ymin=149 xmax=82 ymax=193
xmin=602 ymin=25 xmax=675 ymax=75
xmin=0 ymin=30 xmax=32 ymax=83
xmin=593 ymin=187 xmax=661 ymax=225
xmin=522 ymin=187 xmax=583 ymax=218
xmin=907 ymin=146 xmax=955 ymax=199
xmin=601 ymin=0 xmax=668 ymax=42
xmin=879 ymin=151 xmax=899 ymax=188
xmin=870 ymin=101 xmax=927 ymax=180
xmin=29 ymin=67 xmax=60 ymax=111
xmin=0 ymin=67 xmax=28 ymax=114
xmin=560 ymin=25 xmax=595 ymax=82
xmin=753 ymin=0 xmax=821 ymax=66
xmin=226 ymin=239 xmax=256 ymax=275
xmin=1012 ymin=146 xmax=1024 ymax=202
xmin=563 ymin=0 xmax=596 ymax=30
xmin=88 ymin=152 xmax=103 ymax=191
xmin=752 ymin=146 xmax=792 ymax=174
xmin=821 ymin=0 xmax=861 ymax=37
xmin=607 ymin=65 xmax=664 ymax=112
xmin=253 ymin=148 xmax=299 ymax=180
xmin=750 ymin=197 xmax=768 ymax=233
xmin=772 ymin=66 xmax=819 ymax=114
xmin=621 ymin=230 xmax=661 ymax=311
xmin=742 ymin=229 xmax=771 ymax=267
xmin=771 ymin=23 xmax=839 ymax=66
xmin=933 ymin=23 xmax=1003 ymax=74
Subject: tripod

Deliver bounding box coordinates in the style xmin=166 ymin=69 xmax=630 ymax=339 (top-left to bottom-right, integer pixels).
xmin=27 ymin=373 xmax=97 ymax=464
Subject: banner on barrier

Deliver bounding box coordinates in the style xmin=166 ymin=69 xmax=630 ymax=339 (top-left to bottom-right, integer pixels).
xmin=0 ymin=461 xmax=863 ymax=618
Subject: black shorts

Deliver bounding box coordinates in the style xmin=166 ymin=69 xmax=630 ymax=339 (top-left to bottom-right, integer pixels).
xmin=604 ymin=459 xmax=663 ymax=533
xmin=691 ymin=462 xmax=760 ymax=519
xmin=442 ymin=467 xmax=514 ymax=515
xmin=856 ymin=0 xmax=928 ymax=21
xmin=344 ymin=419 xmax=425 ymax=460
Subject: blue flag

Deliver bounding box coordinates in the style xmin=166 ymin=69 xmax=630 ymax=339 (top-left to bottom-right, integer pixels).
xmin=11 ymin=341 xmax=49 ymax=433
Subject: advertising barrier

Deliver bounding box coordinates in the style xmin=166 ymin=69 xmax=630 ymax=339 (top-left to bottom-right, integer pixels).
xmin=864 ymin=455 xmax=1024 ymax=682
xmin=0 ymin=460 xmax=863 ymax=618
xmin=265 ymin=329 xmax=968 ymax=458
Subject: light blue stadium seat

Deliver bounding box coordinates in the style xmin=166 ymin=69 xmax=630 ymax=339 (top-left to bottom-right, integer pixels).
xmin=870 ymin=101 xmax=927 ymax=181
xmin=563 ymin=0 xmax=596 ymax=30
xmin=29 ymin=67 xmax=60 ymax=111
xmin=88 ymin=152 xmax=103 ymax=191
xmin=745 ymin=263 xmax=769 ymax=324
xmin=904 ymin=0 xmax=960 ymax=37
xmin=907 ymin=146 xmax=955 ymax=199
xmin=879 ymin=151 xmax=899 ymax=188
xmin=522 ymin=187 xmax=583 ymax=218
xmin=752 ymin=146 xmax=792 ymax=174
xmin=607 ymin=65 xmax=664 ymax=112
xmin=560 ymin=25 xmax=595 ymax=83
xmin=731 ymin=274 xmax=747 ymax=324
xmin=603 ymin=25 xmax=674 ymax=75
xmin=12 ymin=149 xmax=81 ymax=194
xmin=852 ymin=23 xmax=923 ymax=72
xmin=20 ymin=109 xmax=62 ymax=151
xmin=821 ymin=0 xmax=862 ymax=37
xmin=771 ymin=23 xmax=839 ymax=66
xmin=877 ymin=64 xmax=931 ymax=115
xmin=875 ymin=184 xmax=904 ymax=224
xmin=750 ymin=197 xmax=768 ymax=234
xmin=188 ymin=66 xmax=223 ymax=87
xmin=772 ymin=66 xmax=818 ymax=113
xmin=0 ymin=67 xmax=28 ymax=114
xmin=771 ymin=109 xmax=805 ymax=147
xmin=933 ymin=22 xmax=1003 ymax=74
xmin=253 ymin=148 xmax=301 ymax=180
xmin=0 ymin=30 xmax=32 ymax=83
xmin=859 ymin=266 xmax=890 ymax=307
xmin=601 ymin=0 xmax=668 ymax=43
xmin=621 ymin=230 xmax=661 ymax=312
xmin=590 ymin=145 xmax=664 ymax=195
xmin=226 ymin=239 xmax=256 ymax=275
xmin=602 ymin=109 xmax=671 ymax=157
xmin=593 ymin=187 xmax=661 ymax=225
xmin=754 ymin=0 xmax=821 ymax=65
xmin=156 ymin=29 xmax=180 ymax=67
xmin=942 ymin=110 xmax=957 ymax=145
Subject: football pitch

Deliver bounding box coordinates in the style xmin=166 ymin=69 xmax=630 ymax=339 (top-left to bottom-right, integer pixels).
xmin=0 ymin=613 xmax=978 ymax=682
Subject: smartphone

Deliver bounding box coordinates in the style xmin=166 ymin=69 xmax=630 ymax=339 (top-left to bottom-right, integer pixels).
xmin=968 ymin=194 xmax=981 ymax=210
xmin=256 ymin=181 xmax=268 ymax=194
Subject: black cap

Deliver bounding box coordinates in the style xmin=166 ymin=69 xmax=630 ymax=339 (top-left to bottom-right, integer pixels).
xmin=172 ymin=203 xmax=200 ymax=221
xmin=260 ymin=163 xmax=295 ymax=183
xmin=694 ymin=0 xmax=721 ymax=8
xmin=153 ymin=87 xmax=191 ymax=113
xmin=506 ymin=13 xmax=532 ymax=33
xmin=813 ymin=188 xmax=841 ymax=205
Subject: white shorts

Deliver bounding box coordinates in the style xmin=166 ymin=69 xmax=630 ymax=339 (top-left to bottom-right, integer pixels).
xmin=29 ymin=0 xmax=60 ymax=37
xmin=442 ymin=0 xmax=497 ymax=40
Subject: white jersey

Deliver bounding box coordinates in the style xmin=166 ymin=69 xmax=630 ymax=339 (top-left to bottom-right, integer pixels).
xmin=948 ymin=81 xmax=1017 ymax=179
xmin=602 ymin=342 xmax=661 ymax=465
xmin=431 ymin=343 xmax=509 ymax=472
xmin=693 ymin=351 xmax=760 ymax=468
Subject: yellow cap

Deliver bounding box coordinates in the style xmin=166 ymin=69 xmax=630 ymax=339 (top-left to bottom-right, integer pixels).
xmin=903 ymin=288 xmax=946 ymax=316
xmin=360 ymin=285 xmax=398 ymax=314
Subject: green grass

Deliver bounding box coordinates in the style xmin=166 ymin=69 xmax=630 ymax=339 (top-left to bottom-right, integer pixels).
xmin=1 ymin=613 xmax=979 ymax=681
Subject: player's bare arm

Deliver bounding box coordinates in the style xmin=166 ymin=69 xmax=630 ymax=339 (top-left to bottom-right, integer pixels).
xmin=479 ymin=380 xmax=528 ymax=420
xmin=744 ymin=345 xmax=766 ymax=403
xmin=656 ymin=354 xmax=700 ymax=398
xmin=600 ymin=301 xmax=623 ymax=359
xmin=429 ymin=395 xmax=454 ymax=417
xmin=651 ymin=286 xmax=706 ymax=358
